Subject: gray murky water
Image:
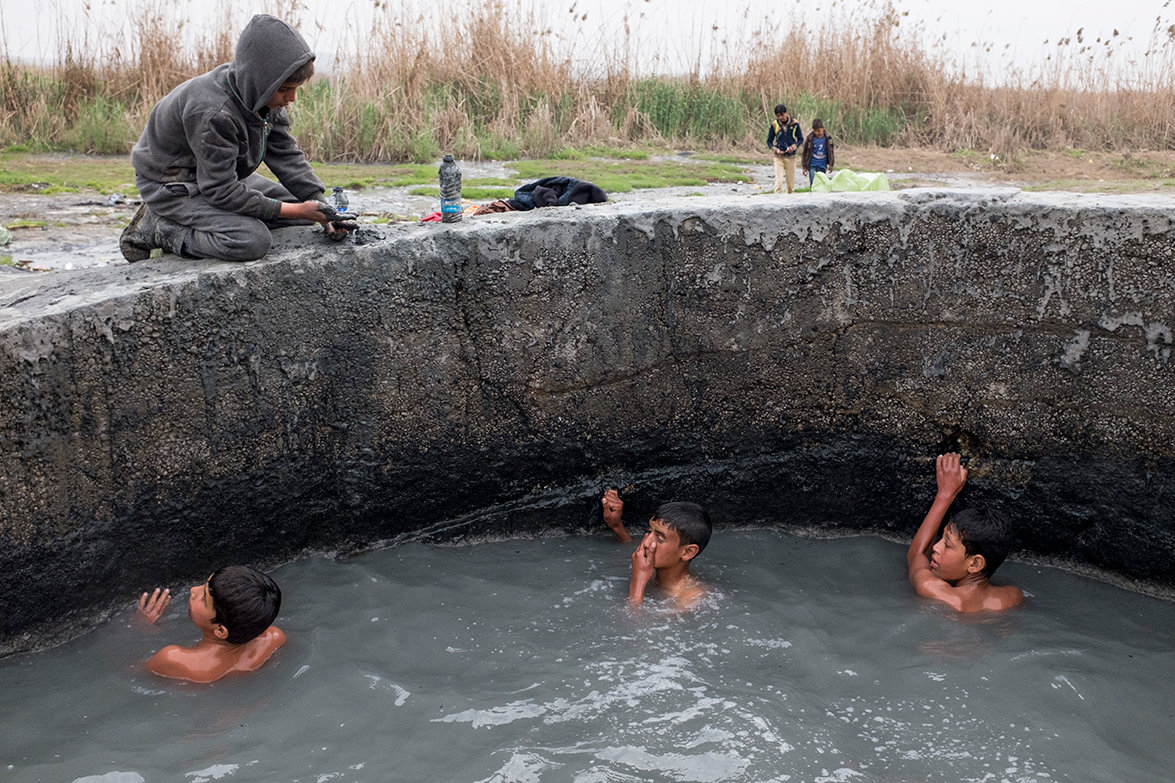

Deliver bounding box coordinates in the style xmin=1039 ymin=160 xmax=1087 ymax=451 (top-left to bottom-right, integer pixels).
xmin=4 ymin=529 xmax=1172 ymax=782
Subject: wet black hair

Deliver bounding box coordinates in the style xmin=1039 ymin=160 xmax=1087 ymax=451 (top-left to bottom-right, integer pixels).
xmin=950 ymin=507 xmax=1015 ymax=578
xmin=774 ymin=104 xmax=788 ymax=115
xmin=654 ymin=501 xmax=712 ymax=555
xmin=209 ymin=565 xmax=282 ymax=644
xmin=287 ymin=58 xmax=315 ymax=85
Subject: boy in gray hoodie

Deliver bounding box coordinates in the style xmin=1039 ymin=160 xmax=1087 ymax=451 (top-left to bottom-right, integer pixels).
xmin=121 ymin=14 xmax=346 ymax=262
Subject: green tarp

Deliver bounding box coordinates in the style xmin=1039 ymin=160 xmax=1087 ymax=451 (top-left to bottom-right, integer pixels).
xmin=810 ymin=169 xmax=891 ymax=192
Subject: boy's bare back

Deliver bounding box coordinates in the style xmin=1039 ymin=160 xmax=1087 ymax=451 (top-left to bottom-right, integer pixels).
xmin=146 ymin=625 xmax=286 ymax=683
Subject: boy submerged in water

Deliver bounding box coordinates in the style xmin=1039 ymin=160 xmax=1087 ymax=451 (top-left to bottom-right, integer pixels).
xmin=136 ymin=565 xmax=286 ymax=682
xmin=120 ymin=14 xmax=352 ymax=262
xmin=907 ymin=453 xmax=1023 ymax=612
xmin=601 ymin=488 xmax=712 ymax=608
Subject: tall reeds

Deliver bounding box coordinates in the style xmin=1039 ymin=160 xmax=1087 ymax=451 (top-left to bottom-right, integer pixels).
xmin=0 ymin=0 xmax=1171 ymax=161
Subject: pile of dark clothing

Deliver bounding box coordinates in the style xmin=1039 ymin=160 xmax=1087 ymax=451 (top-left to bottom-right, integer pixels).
xmin=472 ymin=176 xmax=607 ymax=216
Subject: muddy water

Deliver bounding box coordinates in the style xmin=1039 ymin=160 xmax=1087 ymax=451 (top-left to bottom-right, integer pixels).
xmin=2 ymin=530 xmax=1174 ymax=782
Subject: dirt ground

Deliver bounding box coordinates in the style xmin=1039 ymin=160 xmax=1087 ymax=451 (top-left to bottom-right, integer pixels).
xmin=850 ymin=145 xmax=1175 ymax=190
xmin=1 ymin=147 xmax=1172 ymax=273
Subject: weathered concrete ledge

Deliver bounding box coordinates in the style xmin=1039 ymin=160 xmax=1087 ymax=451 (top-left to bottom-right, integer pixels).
xmin=3 ymin=189 xmax=1174 ymax=653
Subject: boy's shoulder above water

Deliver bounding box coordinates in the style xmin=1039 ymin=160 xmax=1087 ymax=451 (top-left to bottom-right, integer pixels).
xmin=909 ymin=568 xmax=1024 ymax=613
xmin=146 ymin=626 xmax=287 ymax=684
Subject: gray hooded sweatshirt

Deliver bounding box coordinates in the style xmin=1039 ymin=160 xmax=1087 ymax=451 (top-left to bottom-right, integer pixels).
xmin=130 ymin=14 xmax=324 ymax=220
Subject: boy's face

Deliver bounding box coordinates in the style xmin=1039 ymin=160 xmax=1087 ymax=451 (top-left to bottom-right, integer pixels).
xmin=267 ymin=80 xmax=303 ymax=110
xmin=930 ymin=524 xmax=981 ymax=581
xmin=814 ymin=128 xmax=825 ymax=137
xmin=776 ymin=112 xmax=789 ymax=125
xmin=189 ymin=575 xmax=228 ymax=638
xmin=647 ymin=517 xmax=699 ymax=568
xmin=188 ymin=575 xmax=217 ymax=627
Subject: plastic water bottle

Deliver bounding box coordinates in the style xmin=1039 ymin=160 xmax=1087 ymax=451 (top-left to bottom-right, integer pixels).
xmin=331 ymin=186 xmax=349 ymax=214
xmin=439 ymin=155 xmax=462 ymax=223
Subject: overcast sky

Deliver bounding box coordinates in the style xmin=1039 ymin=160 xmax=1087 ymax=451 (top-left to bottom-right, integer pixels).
xmin=1 ymin=0 xmax=1169 ymax=81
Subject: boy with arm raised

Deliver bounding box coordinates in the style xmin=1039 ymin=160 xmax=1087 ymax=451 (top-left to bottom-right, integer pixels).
xmin=602 ymin=489 xmax=712 ymax=609
xmin=907 ymin=453 xmax=1024 ymax=612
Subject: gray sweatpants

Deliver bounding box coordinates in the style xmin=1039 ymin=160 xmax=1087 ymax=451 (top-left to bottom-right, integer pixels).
xmin=137 ymin=174 xmax=311 ymax=261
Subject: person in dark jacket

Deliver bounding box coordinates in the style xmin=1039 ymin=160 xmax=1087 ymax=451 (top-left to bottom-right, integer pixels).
xmin=120 ymin=14 xmax=344 ymax=262
xmin=801 ymin=118 xmax=836 ymax=186
xmin=766 ymin=103 xmax=804 ymax=194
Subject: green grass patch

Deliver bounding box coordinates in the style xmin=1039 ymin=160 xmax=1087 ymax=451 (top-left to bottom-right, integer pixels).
xmin=508 ymin=158 xmax=748 ymax=193
xmin=406 ymin=157 xmax=750 ymax=195
xmin=578 ymin=145 xmax=652 ymax=160
xmin=463 ymin=177 xmax=519 ymax=187
xmin=0 ymin=153 xmax=448 ymax=195
xmin=1109 ymin=154 xmax=1167 ymax=177
xmin=406 ymin=177 xmax=519 ymax=199
xmin=308 ymin=162 xmax=436 ymax=190
xmin=408 ymin=185 xmax=516 ymax=200
xmin=6 ymin=219 xmax=46 ymax=229
xmin=0 ymin=153 xmax=135 ymax=193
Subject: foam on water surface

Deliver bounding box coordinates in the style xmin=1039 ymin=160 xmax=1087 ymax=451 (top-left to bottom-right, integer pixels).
xmin=4 ymin=530 xmax=1175 ymax=782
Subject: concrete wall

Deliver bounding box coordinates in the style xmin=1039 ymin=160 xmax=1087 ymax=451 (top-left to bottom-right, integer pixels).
xmin=2 ymin=189 xmax=1174 ymax=653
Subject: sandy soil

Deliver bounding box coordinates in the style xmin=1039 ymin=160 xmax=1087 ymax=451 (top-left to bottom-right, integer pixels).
xmin=1 ymin=147 xmax=1171 ymax=273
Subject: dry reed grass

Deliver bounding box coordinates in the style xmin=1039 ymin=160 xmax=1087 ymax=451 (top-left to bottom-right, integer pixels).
xmin=1 ymin=0 xmax=1172 ymax=162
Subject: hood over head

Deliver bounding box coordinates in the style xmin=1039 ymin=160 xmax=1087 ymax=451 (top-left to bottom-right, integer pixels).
xmin=228 ymin=14 xmax=315 ymax=113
